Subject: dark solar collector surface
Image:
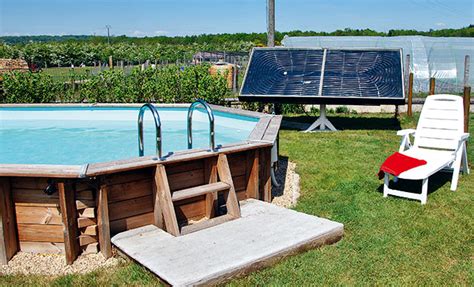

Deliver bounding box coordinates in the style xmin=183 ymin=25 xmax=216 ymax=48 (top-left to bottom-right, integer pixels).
xmin=240 ymin=48 xmax=405 ymax=105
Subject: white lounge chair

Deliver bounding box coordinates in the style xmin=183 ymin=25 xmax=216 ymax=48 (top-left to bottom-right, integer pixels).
xmin=383 ymin=94 xmax=470 ymax=204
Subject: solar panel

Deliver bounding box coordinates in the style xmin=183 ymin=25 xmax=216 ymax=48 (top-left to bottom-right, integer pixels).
xmin=239 ymin=48 xmax=405 ymax=105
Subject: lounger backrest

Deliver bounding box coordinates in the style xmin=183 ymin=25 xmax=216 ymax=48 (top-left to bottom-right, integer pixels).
xmin=414 ymin=94 xmax=464 ymax=151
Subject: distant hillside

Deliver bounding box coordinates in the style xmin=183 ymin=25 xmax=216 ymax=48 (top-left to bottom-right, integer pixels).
xmin=1 ymin=26 xmax=473 ymax=45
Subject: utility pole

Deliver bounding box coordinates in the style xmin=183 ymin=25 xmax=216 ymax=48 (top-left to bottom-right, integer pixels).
xmin=267 ymin=0 xmax=275 ymax=47
xmin=105 ymin=25 xmax=111 ymax=45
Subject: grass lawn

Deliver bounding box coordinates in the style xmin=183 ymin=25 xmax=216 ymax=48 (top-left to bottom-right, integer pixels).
xmin=1 ymin=113 xmax=472 ymax=286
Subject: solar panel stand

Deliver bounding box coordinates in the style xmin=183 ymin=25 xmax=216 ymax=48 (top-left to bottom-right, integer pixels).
xmin=303 ymin=104 xmax=337 ymax=132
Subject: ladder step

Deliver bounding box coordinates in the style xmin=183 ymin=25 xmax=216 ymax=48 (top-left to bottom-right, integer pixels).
xmin=180 ymin=214 xmax=234 ymax=235
xmin=172 ymin=182 xmax=230 ymax=202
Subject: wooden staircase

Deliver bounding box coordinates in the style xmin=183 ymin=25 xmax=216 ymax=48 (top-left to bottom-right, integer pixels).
xmin=154 ymin=154 xmax=241 ymax=236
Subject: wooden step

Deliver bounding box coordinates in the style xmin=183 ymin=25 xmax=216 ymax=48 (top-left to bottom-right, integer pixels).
xmin=172 ymin=182 xmax=230 ymax=202
xmin=180 ymin=214 xmax=234 ymax=235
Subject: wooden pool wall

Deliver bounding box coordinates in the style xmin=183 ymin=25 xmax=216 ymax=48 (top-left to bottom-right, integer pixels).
xmin=0 ymin=105 xmax=281 ymax=265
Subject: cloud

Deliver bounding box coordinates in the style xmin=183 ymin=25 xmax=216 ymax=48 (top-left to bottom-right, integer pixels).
xmin=132 ymin=30 xmax=147 ymax=37
xmin=154 ymin=30 xmax=168 ymax=36
xmin=435 ymin=22 xmax=446 ymax=27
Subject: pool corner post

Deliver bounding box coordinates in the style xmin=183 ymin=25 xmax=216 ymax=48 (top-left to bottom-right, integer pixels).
xmin=0 ymin=177 xmax=19 ymax=265
xmin=58 ymin=180 xmax=80 ymax=265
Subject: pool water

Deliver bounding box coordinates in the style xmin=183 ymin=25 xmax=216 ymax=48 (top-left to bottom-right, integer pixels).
xmin=0 ymin=107 xmax=258 ymax=165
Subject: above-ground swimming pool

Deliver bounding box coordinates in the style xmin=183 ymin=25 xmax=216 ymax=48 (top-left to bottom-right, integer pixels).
xmin=0 ymin=105 xmax=259 ymax=165
xmin=0 ymin=103 xmax=282 ymax=267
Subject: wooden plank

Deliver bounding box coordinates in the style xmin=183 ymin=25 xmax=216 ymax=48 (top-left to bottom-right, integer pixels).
xmin=167 ymin=160 xmax=204 ymax=175
xmin=0 ymin=178 xmax=18 ymax=264
xmin=204 ymin=157 xmax=218 ymax=218
xmin=246 ymin=150 xmax=259 ymax=200
xmin=58 ymin=181 xmax=80 ymax=265
xmin=172 ymin=183 xmax=229 ymax=202
xmin=259 ymin=148 xmax=272 ymax=202
xmin=168 ymin=169 xmax=205 ymax=191
xmin=108 ymin=195 xmax=153 ymax=221
xmin=110 ymin=212 xmax=154 ymax=235
xmin=97 ymin=185 xmax=111 ymax=258
xmin=233 ymin=175 xmax=247 ymax=192
xmin=19 ymin=241 xmax=65 ymax=254
xmin=0 ymin=164 xmax=82 ymax=178
xmin=228 ymin=153 xmax=247 ymax=177
xmin=216 ymin=154 xmax=240 ymax=219
xmin=81 ymin=225 xmax=97 ymax=236
xmin=76 ymin=199 xmax=96 ymax=209
xmin=248 ymin=116 xmax=272 ymax=141
xmin=11 ymin=177 xmax=48 ymax=190
xmin=79 ymin=235 xmax=97 ymax=246
xmin=77 ymin=217 xmax=96 ymax=228
xmin=16 ymin=206 xmax=62 ymax=225
xmin=154 ymin=165 xmax=180 ymax=236
xmin=18 ymin=224 xmax=63 ymax=242
xmin=85 ymin=142 xmax=272 ymax=177
xmin=101 ymin=169 xmax=153 ymax=186
xmin=78 ymin=208 xmax=96 ymax=218
xmin=174 ymin=198 xmax=206 ymax=223
xmin=180 ymin=214 xmax=233 ymax=235
xmin=107 ymin=179 xmax=153 ymax=203
xmin=262 ymin=115 xmax=283 ymax=144
xmin=82 ymin=242 xmax=99 ymax=254
xmin=13 ymin=188 xmax=92 ymax=209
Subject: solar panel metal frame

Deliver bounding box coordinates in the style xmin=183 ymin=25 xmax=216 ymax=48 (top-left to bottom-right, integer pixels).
xmin=239 ymin=47 xmax=405 ymax=105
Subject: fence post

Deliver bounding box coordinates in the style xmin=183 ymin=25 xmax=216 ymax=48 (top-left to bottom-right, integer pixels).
xmin=408 ymin=72 xmax=414 ymax=117
xmin=429 ymin=77 xmax=436 ymax=95
xmin=405 ymin=54 xmax=411 ymax=95
xmin=108 ymin=56 xmax=113 ymax=69
xmin=464 ymin=86 xmax=471 ymax=133
xmin=464 ymin=55 xmax=470 ymax=87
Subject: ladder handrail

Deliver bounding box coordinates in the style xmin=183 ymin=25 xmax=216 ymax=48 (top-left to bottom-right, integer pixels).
xmin=187 ymin=99 xmax=215 ymax=151
xmin=138 ymin=103 xmax=162 ymax=158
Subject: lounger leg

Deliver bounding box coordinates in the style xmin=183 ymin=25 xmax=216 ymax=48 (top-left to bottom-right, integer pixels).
xmin=421 ymin=178 xmax=428 ymax=205
xmin=450 ymin=146 xmax=464 ymax=191
xmin=462 ymin=143 xmax=469 ymax=175
xmin=383 ymin=173 xmax=390 ymax=198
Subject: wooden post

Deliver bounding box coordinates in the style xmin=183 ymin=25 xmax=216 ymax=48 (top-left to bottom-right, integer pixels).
xmin=405 ymin=54 xmax=411 ymax=95
xmin=97 ymin=185 xmax=112 ymax=258
xmin=154 ymin=165 xmax=180 ymax=237
xmin=0 ymin=178 xmax=18 ymax=265
xmin=464 ymin=55 xmax=470 ymax=87
xmin=108 ymin=56 xmax=113 ymax=69
xmin=204 ymin=157 xmax=218 ymax=218
xmin=267 ymin=0 xmax=275 ymax=47
xmin=429 ymin=77 xmax=436 ymax=95
xmin=407 ymin=73 xmax=414 ymax=117
xmin=246 ymin=150 xmax=260 ymax=200
xmin=464 ymin=86 xmax=471 ymax=133
xmin=259 ymin=147 xmax=272 ymax=202
xmin=58 ymin=181 xmax=80 ymax=265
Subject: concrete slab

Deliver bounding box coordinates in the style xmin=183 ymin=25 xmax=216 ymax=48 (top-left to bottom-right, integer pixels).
xmin=111 ymin=199 xmax=344 ymax=286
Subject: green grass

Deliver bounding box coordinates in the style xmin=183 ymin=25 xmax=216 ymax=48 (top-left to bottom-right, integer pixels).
xmin=0 ymin=113 xmax=472 ymax=286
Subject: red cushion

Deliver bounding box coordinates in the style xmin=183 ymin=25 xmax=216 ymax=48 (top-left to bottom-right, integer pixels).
xmin=378 ymin=152 xmax=427 ymax=179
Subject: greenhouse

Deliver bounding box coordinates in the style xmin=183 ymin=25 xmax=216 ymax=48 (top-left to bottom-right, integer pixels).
xmin=282 ymin=35 xmax=473 ymax=93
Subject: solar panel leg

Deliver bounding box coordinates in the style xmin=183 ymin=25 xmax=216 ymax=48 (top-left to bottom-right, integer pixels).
xmin=303 ymin=104 xmax=337 ymax=132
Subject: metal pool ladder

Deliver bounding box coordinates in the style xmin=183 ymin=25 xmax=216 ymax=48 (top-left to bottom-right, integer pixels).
xmin=187 ymin=99 xmax=215 ymax=151
xmin=138 ymin=103 xmax=162 ymax=158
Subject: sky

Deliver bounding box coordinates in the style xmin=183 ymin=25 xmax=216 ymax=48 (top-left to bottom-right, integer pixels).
xmin=0 ymin=0 xmax=472 ymax=37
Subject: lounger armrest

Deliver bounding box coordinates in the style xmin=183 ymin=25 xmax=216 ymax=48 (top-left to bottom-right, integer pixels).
xmin=397 ymin=129 xmax=416 ymax=136
xmin=460 ymin=133 xmax=469 ymax=142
